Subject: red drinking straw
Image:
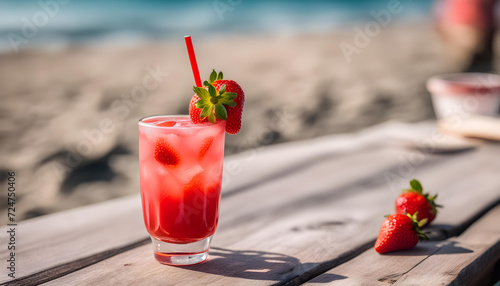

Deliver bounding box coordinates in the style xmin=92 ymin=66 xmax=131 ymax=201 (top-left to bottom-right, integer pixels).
xmin=184 ymin=35 xmax=202 ymax=87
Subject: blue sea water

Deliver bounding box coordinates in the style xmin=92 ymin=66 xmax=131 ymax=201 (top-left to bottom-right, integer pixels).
xmin=0 ymin=0 xmax=434 ymax=52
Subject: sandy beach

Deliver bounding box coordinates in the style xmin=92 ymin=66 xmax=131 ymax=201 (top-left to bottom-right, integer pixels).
xmin=0 ymin=24 xmax=471 ymax=223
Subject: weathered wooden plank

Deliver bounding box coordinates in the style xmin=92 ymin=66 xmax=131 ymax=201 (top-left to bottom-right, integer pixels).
xmin=42 ymin=134 xmax=500 ymax=285
xmin=38 ymin=183 xmax=398 ymax=285
xmin=5 ymin=238 xmax=150 ymax=286
xmin=306 ymin=205 xmax=500 ymax=286
xmin=219 ymin=121 xmax=428 ymax=198
xmin=0 ymin=195 xmax=146 ymax=284
xmin=0 ymin=122 xmax=420 ymax=284
xmin=35 ymin=143 xmax=411 ymax=285
xmin=395 ymin=205 xmax=500 ymax=286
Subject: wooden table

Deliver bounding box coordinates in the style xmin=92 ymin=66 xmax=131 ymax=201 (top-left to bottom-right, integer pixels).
xmin=2 ymin=121 xmax=500 ymax=286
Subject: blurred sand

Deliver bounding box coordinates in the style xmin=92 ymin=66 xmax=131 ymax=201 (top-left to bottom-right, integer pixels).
xmin=0 ymin=24 xmax=466 ymax=223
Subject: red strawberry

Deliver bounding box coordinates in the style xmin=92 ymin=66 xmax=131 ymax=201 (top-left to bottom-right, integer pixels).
xmin=189 ymin=70 xmax=245 ymax=134
xmin=212 ymin=80 xmax=244 ymax=134
xmin=198 ymin=137 xmax=215 ymax=161
xmin=395 ymin=179 xmax=442 ymax=226
xmin=154 ymin=138 xmax=180 ymax=167
xmin=184 ymin=172 xmax=205 ymax=192
xmin=156 ymin=121 xmax=176 ymax=127
xmin=374 ymin=212 xmax=428 ymax=254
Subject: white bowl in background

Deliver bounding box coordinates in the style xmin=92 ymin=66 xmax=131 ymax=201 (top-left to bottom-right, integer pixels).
xmin=426 ymin=73 xmax=500 ymax=119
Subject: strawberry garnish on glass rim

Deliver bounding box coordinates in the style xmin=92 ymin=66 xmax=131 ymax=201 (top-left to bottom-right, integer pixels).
xmin=189 ymin=70 xmax=244 ymax=134
xmin=185 ymin=36 xmax=244 ymax=134
xmin=193 ymin=70 xmax=237 ymax=123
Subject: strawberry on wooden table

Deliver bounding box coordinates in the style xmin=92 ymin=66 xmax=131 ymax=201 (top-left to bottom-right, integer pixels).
xmin=395 ymin=179 xmax=442 ymax=226
xmin=189 ymin=70 xmax=245 ymax=134
xmin=374 ymin=212 xmax=429 ymax=254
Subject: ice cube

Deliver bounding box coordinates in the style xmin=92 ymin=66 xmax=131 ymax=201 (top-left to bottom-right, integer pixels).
xmin=157 ymin=166 xmax=184 ymax=197
xmin=199 ymin=125 xmax=221 ymax=141
xmin=205 ymin=165 xmax=222 ymax=185
xmin=177 ymin=164 xmax=204 ymax=185
xmin=140 ymin=126 xmax=157 ymax=141
xmin=156 ymin=165 xmax=168 ymax=176
xmin=140 ymin=161 xmax=160 ymax=193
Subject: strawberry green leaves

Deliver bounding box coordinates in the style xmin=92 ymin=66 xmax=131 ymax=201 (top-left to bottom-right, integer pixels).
xmin=219 ymin=83 xmax=226 ymax=94
xmin=193 ymin=87 xmax=210 ymax=100
xmin=410 ymin=179 xmax=423 ymax=193
xmin=193 ymin=70 xmax=238 ymax=123
xmin=208 ymin=84 xmax=217 ymax=97
xmin=406 ymin=178 xmax=442 ymax=214
xmin=406 ymin=212 xmax=429 ymax=241
xmin=214 ymin=104 xmax=227 ymax=120
xmin=209 ymin=70 xmax=217 ymax=83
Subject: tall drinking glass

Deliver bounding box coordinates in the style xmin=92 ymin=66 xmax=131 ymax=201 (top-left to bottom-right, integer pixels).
xmin=138 ymin=115 xmax=225 ymax=265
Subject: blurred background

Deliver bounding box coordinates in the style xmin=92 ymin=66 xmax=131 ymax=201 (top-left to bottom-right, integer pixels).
xmin=1 ymin=0 xmax=498 ymax=223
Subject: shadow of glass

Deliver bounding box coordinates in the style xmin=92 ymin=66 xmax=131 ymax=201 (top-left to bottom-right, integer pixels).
xmin=308 ymin=273 xmax=349 ymax=283
xmin=183 ymin=247 xmax=347 ymax=283
xmin=437 ymin=242 xmax=474 ymax=255
xmin=423 ymin=224 xmax=453 ymax=241
xmin=381 ymin=241 xmax=473 ymax=256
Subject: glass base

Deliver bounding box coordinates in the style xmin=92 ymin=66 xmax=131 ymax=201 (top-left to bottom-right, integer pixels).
xmin=150 ymin=236 xmax=212 ymax=266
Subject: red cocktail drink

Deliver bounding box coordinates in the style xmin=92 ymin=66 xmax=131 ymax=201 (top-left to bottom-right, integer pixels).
xmin=138 ymin=115 xmax=225 ymax=265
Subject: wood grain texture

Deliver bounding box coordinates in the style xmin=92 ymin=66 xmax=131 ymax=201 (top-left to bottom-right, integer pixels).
xmin=42 ymin=124 xmax=500 ymax=285
xmin=306 ymin=169 xmax=500 ymax=285
xmin=4 ymin=239 xmax=150 ymax=286
xmin=395 ymin=205 xmax=500 ymax=286
xmin=0 ymin=195 xmax=146 ymax=284
xmin=306 ymin=205 xmax=500 ymax=286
